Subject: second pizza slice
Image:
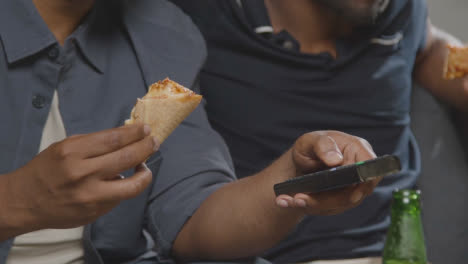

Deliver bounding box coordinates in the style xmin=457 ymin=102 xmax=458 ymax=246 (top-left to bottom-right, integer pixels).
xmin=444 ymin=45 xmax=468 ymax=80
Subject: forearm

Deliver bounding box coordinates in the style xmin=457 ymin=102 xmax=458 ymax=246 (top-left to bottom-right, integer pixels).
xmin=173 ymin=149 xmax=304 ymax=261
xmin=415 ymin=27 xmax=468 ymax=112
xmin=173 ymin=131 xmax=378 ymax=261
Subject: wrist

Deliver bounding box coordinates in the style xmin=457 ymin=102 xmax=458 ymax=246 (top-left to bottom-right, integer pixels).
xmin=272 ymin=149 xmax=298 ymax=183
xmin=463 ymin=77 xmax=468 ymax=95
xmin=267 ymin=150 xmax=307 ymax=216
xmin=0 ymin=171 xmax=40 ymax=239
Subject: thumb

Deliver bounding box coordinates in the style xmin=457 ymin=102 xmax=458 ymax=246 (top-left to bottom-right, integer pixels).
xmin=293 ymin=132 xmax=344 ymax=174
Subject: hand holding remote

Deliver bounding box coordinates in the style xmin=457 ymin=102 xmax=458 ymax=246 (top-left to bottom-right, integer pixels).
xmin=275 ymin=131 xmax=381 ymax=216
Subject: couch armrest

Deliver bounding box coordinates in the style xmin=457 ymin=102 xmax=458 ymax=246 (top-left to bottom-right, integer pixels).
xmin=411 ymin=85 xmax=468 ymax=264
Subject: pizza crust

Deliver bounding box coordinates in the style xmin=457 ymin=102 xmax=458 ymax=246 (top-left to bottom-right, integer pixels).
xmin=443 ymin=45 xmax=468 ymax=80
xmin=125 ymin=78 xmax=202 ymax=143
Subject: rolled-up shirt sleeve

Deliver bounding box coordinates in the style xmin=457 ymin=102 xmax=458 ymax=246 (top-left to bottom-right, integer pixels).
xmin=144 ymin=83 xmax=236 ymax=257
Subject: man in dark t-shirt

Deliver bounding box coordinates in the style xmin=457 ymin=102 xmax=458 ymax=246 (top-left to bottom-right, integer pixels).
xmin=172 ymin=0 xmax=468 ymax=262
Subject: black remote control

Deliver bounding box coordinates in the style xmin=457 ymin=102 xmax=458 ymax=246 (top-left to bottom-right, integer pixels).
xmin=274 ymin=155 xmax=401 ymax=196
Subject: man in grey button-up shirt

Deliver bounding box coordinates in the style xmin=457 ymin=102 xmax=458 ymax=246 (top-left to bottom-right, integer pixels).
xmin=0 ymin=0 xmax=380 ymax=263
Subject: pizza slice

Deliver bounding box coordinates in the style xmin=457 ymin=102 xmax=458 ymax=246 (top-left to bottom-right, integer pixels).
xmin=443 ymin=45 xmax=468 ymax=80
xmin=125 ymin=78 xmax=202 ymax=143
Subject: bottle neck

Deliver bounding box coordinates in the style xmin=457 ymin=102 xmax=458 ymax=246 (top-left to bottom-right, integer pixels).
xmin=383 ymin=190 xmax=427 ymax=264
xmin=391 ymin=190 xmax=422 ymax=217
xmin=390 ymin=197 xmax=421 ymax=218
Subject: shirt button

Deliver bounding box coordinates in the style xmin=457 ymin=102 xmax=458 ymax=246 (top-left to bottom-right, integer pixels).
xmin=283 ymin=40 xmax=294 ymax=50
xmin=48 ymin=46 xmax=60 ymax=60
xmin=32 ymin=95 xmax=46 ymax=109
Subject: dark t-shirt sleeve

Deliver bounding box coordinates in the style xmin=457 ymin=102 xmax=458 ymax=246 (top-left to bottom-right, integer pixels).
xmin=171 ymin=0 xmax=216 ymax=27
xmin=144 ymin=82 xmax=236 ymax=257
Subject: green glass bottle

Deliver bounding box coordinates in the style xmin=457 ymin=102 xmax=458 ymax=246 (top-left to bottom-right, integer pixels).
xmin=382 ymin=189 xmax=428 ymax=264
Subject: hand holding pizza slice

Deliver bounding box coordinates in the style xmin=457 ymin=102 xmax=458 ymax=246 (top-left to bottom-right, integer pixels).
xmin=126 ymin=78 xmax=202 ymax=143
xmin=444 ymin=45 xmax=468 ymax=80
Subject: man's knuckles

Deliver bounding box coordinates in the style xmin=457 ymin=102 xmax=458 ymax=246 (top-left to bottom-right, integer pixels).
xmin=69 ymin=189 xmax=98 ymax=206
xmin=106 ymin=130 xmax=125 ymax=149
xmin=51 ymin=140 xmax=80 ymax=160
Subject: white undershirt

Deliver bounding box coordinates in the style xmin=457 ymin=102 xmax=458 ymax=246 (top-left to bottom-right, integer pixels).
xmin=7 ymin=91 xmax=85 ymax=264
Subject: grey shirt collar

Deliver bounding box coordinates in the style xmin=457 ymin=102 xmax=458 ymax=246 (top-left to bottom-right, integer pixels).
xmin=0 ymin=0 xmax=56 ymax=64
xmin=0 ymin=0 xmax=106 ymax=72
